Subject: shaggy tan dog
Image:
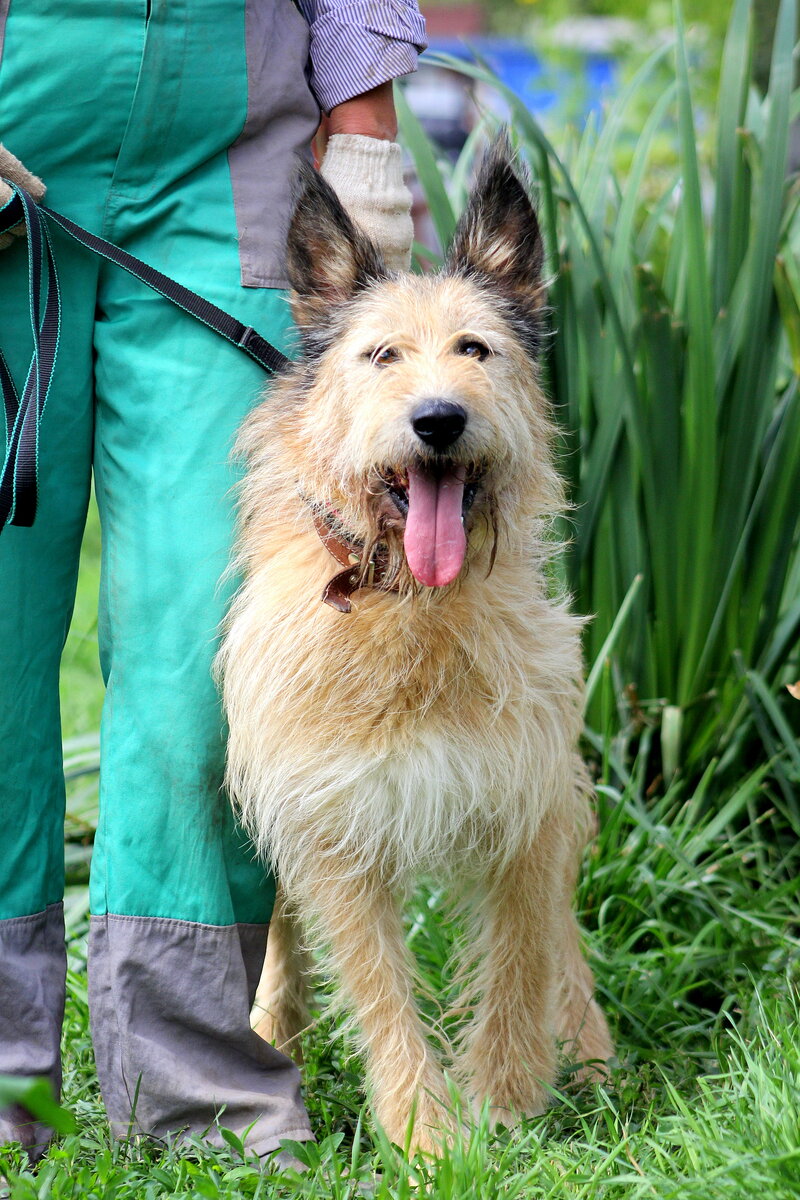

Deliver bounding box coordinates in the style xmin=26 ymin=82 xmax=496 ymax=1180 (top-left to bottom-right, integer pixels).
xmin=217 ymin=143 xmax=613 ymax=1153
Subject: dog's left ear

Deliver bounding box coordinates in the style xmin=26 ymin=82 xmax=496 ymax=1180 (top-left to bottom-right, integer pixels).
xmin=445 ymin=138 xmax=545 ymax=355
xmin=287 ymin=161 xmax=387 ymax=347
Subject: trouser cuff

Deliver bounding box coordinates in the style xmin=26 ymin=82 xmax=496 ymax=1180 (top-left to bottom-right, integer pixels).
xmin=89 ymin=913 xmax=312 ymax=1149
xmin=0 ymin=903 xmax=66 ymax=1157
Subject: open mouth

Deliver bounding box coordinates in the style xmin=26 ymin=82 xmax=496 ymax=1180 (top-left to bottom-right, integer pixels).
xmin=380 ymin=462 xmax=483 ymax=589
xmin=385 ymin=471 xmax=480 ymax=521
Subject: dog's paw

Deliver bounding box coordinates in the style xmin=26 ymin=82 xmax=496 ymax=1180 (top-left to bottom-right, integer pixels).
xmin=405 ymin=1120 xmax=451 ymax=1158
xmin=378 ymin=1086 xmax=457 ymax=1157
xmin=483 ymin=1086 xmax=549 ymax=1131
xmin=558 ymin=995 xmax=614 ymax=1084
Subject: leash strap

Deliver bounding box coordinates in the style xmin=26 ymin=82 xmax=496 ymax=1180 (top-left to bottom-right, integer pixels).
xmin=0 ymin=186 xmax=61 ymax=529
xmin=0 ymin=182 xmax=292 ymax=532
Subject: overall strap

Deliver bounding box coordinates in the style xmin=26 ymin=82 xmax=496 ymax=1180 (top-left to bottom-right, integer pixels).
xmin=0 ymin=183 xmax=292 ymax=532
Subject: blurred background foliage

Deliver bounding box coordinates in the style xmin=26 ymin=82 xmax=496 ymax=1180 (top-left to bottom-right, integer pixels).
xmin=436 ymin=0 xmax=742 ymax=50
xmin=398 ymin=0 xmax=800 ymax=823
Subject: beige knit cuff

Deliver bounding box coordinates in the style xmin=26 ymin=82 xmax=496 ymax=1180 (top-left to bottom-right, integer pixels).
xmin=320 ymin=134 xmax=413 ymax=273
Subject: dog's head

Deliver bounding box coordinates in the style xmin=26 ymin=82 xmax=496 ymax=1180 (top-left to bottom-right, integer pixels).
xmin=283 ymin=139 xmax=563 ymax=590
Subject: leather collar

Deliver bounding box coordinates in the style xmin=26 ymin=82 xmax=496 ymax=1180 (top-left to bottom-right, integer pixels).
xmin=309 ymin=503 xmax=400 ymax=613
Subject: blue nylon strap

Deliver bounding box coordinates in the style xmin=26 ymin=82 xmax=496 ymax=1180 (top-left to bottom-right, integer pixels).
xmin=0 ymin=182 xmax=293 ymax=534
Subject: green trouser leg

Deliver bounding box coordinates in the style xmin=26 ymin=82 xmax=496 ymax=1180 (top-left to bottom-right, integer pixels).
xmin=1 ymin=0 xmax=316 ymax=1154
xmin=0 ymin=228 xmax=98 ymax=1153
xmin=87 ymin=267 xmax=310 ymax=1150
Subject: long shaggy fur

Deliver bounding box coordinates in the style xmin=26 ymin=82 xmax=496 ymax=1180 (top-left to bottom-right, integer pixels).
xmin=217 ymin=142 xmax=613 ymax=1152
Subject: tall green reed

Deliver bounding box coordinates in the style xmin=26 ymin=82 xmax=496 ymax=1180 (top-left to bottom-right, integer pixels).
xmin=399 ymin=0 xmax=800 ymax=789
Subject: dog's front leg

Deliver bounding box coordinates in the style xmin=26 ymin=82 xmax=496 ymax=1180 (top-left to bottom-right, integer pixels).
xmin=554 ymin=778 xmax=614 ymax=1079
xmin=301 ymin=865 xmax=451 ymax=1153
xmin=252 ymin=887 xmax=311 ymax=1062
xmin=455 ymin=810 xmax=568 ymax=1126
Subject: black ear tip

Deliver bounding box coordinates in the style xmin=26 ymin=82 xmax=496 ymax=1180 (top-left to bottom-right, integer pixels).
xmin=489 ymin=128 xmax=514 ymax=164
xmin=292 ymin=156 xmax=337 ymax=211
xmin=443 ymin=127 xmax=543 ymax=290
xmin=286 ymin=155 xmax=389 ymax=301
xmin=288 ymin=156 xmax=362 ymax=251
xmin=479 ymin=131 xmax=531 ymax=195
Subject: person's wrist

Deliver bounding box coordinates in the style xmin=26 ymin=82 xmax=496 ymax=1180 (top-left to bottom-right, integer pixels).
xmin=327 ymin=81 xmax=398 ymax=141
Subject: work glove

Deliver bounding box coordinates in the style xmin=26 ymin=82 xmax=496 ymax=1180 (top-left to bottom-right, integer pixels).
xmin=0 ymin=143 xmax=46 ymax=250
xmin=320 ymin=134 xmax=414 ymax=273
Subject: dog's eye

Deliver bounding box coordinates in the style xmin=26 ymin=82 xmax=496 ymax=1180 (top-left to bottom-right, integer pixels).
xmin=371 ymin=346 xmax=400 ymax=367
xmin=455 ymin=339 xmax=491 ymax=361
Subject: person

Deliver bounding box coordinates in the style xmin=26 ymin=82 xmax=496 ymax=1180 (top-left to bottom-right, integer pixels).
xmin=0 ymin=0 xmax=425 ymax=1161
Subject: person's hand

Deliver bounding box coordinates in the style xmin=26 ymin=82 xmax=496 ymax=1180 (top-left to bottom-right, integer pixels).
xmin=321 ymin=82 xmax=414 ymax=273
xmin=320 ymin=133 xmax=414 ymax=272
xmin=0 ymin=144 xmax=46 ymax=250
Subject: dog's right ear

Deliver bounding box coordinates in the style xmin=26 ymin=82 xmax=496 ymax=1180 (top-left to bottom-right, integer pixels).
xmin=286 ymin=161 xmax=387 ymax=348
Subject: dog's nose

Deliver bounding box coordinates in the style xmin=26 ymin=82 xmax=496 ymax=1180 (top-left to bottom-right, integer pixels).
xmin=411 ymin=400 xmax=467 ymax=452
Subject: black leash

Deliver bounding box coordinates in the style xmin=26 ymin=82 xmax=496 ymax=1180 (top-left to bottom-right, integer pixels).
xmin=0 ymin=182 xmax=292 ymax=532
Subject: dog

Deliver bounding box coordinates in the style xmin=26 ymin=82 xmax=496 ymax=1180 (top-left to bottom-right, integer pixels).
xmin=216 ymin=141 xmax=614 ymax=1154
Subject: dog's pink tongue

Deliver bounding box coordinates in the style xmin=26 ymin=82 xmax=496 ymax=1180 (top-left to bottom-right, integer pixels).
xmin=404 ymin=465 xmax=467 ymax=588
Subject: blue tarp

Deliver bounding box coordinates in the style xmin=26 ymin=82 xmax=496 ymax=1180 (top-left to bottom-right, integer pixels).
xmin=425 ymin=36 xmax=617 ymax=121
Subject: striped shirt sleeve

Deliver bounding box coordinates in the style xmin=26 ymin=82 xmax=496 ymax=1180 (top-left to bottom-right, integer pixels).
xmin=295 ymin=0 xmax=428 ymax=114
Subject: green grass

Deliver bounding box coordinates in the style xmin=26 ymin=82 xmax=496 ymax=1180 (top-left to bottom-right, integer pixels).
xmin=9 ymin=515 xmax=800 ymax=1197
xmin=60 ymin=494 xmax=103 ymax=743
xmin=403 ymin=0 xmax=800 ymax=793
xmin=3 ymin=752 xmax=799 ymax=1197
xmin=4 ymin=479 xmax=798 ymax=1197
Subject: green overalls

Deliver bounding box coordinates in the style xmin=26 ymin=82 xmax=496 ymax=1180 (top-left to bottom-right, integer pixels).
xmin=0 ymin=0 xmax=318 ymax=1153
